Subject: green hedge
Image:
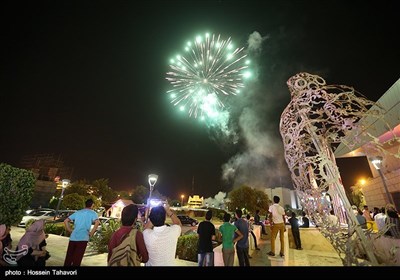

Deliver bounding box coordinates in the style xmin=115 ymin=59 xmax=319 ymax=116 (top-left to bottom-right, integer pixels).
xmin=176 ymin=234 xmax=198 ymax=262
xmin=45 ymin=222 xmax=69 ymax=236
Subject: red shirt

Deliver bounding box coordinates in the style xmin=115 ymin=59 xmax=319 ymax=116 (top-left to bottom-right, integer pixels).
xmin=108 ymin=225 xmax=149 ymax=263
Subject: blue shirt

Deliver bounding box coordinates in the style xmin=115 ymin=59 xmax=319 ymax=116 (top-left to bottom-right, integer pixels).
xmin=68 ymin=208 xmax=99 ymax=241
xmin=234 ymin=218 xmax=249 ymax=248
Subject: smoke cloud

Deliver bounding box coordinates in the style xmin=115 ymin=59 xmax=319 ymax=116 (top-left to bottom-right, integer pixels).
xmin=204 ymin=191 xmax=227 ymax=208
xmin=212 ymin=30 xmax=294 ymax=192
xmin=247 ymin=31 xmax=269 ymax=54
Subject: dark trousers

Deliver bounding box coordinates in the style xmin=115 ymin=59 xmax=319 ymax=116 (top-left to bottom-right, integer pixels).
xmin=64 ymin=241 xmax=88 ymax=266
xmin=292 ymin=228 xmax=302 ymax=249
xmin=236 ymin=245 xmax=250 ymax=266
xmin=250 ymin=230 xmax=258 ymax=249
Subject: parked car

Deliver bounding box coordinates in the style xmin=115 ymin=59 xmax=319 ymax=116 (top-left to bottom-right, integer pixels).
xmin=176 ymin=215 xmax=198 ymax=226
xmin=47 ymin=210 xmax=76 ymax=224
xmin=18 ymin=208 xmax=56 ymax=227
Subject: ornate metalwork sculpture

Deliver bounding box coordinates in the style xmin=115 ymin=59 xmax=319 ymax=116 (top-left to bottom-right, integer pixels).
xmin=279 ymin=72 xmax=383 ymax=265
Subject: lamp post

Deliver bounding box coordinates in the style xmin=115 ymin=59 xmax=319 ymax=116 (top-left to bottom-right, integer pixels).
xmin=145 ymin=174 xmax=158 ymax=220
xmin=55 ymin=179 xmax=70 ymax=217
xmin=148 ymin=174 xmax=158 ymax=203
xmin=181 ymin=195 xmax=184 ymax=207
xmin=371 ymin=156 xmax=395 ymax=207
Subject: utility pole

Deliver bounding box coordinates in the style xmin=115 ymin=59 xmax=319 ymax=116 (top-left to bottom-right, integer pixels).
xmin=192 ymin=175 xmax=195 ymax=195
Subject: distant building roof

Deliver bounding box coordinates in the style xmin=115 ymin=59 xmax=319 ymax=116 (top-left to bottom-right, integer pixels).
xmin=187 ymin=195 xmax=204 ymax=208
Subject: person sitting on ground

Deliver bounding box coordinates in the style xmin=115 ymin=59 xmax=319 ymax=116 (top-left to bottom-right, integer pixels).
xmin=16 ymin=219 xmax=49 ymax=266
xmin=219 ymin=213 xmax=243 ymax=266
xmin=108 ymin=204 xmax=148 ymax=265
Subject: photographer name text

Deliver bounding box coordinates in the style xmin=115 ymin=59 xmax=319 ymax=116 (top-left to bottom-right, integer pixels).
xmin=4 ymin=269 xmax=78 ymax=276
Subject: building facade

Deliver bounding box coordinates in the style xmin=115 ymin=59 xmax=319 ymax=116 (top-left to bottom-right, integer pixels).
xmin=334 ymin=78 xmax=400 ymax=211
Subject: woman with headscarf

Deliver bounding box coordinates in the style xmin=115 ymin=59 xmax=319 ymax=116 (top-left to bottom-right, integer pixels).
xmin=0 ymin=224 xmax=12 ymax=266
xmin=16 ymin=220 xmax=49 ymax=266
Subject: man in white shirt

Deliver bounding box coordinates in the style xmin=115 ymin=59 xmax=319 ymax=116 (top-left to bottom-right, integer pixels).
xmin=267 ymin=196 xmax=286 ymax=258
xmin=143 ymin=204 xmax=182 ymax=266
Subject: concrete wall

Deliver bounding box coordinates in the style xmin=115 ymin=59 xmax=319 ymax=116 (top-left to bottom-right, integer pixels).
xmin=363 ymin=168 xmax=400 ymax=210
xmin=363 ymin=142 xmax=400 ymax=210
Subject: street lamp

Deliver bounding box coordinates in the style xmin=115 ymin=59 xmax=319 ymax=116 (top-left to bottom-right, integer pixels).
xmin=181 ymin=194 xmax=184 ymax=207
xmin=55 ymin=179 xmax=70 ymax=217
xmin=148 ymin=174 xmax=158 ymax=201
xmin=145 ymin=174 xmax=158 ymax=221
xmin=370 ymin=156 xmax=395 ymax=207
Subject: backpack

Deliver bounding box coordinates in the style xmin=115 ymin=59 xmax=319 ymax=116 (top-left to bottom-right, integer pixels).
xmin=108 ymin=228 xmax=142 ymax=266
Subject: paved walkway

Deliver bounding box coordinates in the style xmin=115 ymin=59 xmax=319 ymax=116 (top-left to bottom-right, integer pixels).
xmin=9 ymin=226 xmax=342 ymax=267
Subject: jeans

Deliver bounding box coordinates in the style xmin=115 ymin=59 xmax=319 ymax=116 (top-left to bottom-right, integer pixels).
xmin=198 ymin=252 xmax=214 ymax=266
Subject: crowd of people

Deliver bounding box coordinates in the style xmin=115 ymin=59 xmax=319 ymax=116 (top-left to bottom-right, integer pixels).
xmin=2 ymin=196 xmax=399 ymax=267
xmin=352 ymin=204 xmax=400 ymax=238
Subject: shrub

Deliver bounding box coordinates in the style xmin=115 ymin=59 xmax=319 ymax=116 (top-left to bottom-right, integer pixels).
xmin=45 ymin=222 xmax=68 ymax=236
xmin=0 ymin=163 xmax=35 ymax=226
xmin=176 ymin=234 xmax=198 ymax=262
xmin=89 ymin=219 xmax=121 ymax=253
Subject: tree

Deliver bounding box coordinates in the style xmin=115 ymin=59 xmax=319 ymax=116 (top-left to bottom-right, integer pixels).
xmin=91 ymin=178 xmax=117 ymax=203
xmin=227 ymin=185 xmax=257 ymax=213
xmin=116 ymin=190 xmax=131 ymax=200
xmin=62 ymin=193 xmax=85 ymax=210
xmin=254 ymin=189 xmax=270 ymax=214
xmin=65 ymin=180 xmax=89 ymax=196
xmin=0 ymin=163 xmax=36 ymax=226
xmin=131 ymin=185 xmax=149 ymax=204
xmin=350 ymin=184 xmax=366 ymax=210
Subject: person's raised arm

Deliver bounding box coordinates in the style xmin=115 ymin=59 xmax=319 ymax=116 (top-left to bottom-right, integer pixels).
xmin=165 ymin=203 xmax=181 ymax=227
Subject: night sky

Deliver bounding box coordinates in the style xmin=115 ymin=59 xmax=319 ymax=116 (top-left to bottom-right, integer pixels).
xmin=2 ymin=0 xmax=399 ymax=200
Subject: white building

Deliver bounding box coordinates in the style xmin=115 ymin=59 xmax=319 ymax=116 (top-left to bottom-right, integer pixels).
xmin=187 ymin=195 xmax=204 ymax=208
xmin=265 ymin=187 xmax=301 ymax=209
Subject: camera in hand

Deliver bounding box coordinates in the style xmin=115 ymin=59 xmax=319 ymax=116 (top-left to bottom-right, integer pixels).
xmin=149 ymin=199 xmax=167 ymax=207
